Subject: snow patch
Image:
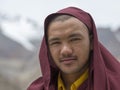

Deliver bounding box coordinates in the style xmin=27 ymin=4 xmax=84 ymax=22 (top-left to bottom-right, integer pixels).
xmin=0 ymin=17 xmax=41 ymax=51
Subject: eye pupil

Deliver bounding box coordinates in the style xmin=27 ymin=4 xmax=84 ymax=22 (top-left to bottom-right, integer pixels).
xmin=50 ymin=41 xmax=61 ymax=46
xmin=71 ymin=38 xmax=80 ymax=41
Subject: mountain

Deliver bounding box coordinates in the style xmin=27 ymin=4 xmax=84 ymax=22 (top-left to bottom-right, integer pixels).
xmin=0 ymin=30 xmax=30 ymax=59
xmin=0 ymin=13 xmax=43 ymax=51
xmin=0 ymin=13 xmax=42 ymax=90
xmin=97 ymin=27 xmax=120 ymax=58
xmin=115 ymin=27 xmax=120 ymax=42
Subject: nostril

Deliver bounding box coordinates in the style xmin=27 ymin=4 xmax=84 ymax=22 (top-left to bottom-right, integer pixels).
xmin=60 ymin=45 xmax=73 ymax=57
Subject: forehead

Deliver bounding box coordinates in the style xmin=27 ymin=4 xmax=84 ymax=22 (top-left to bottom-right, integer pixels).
xmin=48 ymin=16 xmax=88 ymax=33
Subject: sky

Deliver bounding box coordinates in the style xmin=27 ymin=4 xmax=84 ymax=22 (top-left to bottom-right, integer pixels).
xmin=0 ymin=0 xmax=120 ymax=30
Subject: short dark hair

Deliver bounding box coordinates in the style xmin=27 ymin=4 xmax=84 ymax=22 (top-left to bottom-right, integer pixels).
xmin=50 ymin=15 xmax=73 ymax=23
xmin=49 ymin=14 xmax=92 ymax=36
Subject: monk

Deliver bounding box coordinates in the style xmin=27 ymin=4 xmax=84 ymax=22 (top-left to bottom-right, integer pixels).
xmin=27 ymin=7 xmax=120 ymax=90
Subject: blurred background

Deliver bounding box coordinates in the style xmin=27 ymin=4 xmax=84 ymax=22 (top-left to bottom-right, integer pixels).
xmin=0 ymin=0 xmax=120 ymax=90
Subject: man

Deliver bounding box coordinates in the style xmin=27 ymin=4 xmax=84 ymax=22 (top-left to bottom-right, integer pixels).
xmin=27 ymin=7 xmax=120 ymax=90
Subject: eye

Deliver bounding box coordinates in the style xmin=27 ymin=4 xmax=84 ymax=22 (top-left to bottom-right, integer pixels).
xmin=49 ymin=41 xmax=61 ymax=46
xmin=70 ymin=38 xmax=81 ymax=42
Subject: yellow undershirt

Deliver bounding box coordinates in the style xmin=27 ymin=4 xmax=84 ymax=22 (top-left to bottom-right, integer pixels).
xmin=58 ymin=69 xmax=88 ymax=90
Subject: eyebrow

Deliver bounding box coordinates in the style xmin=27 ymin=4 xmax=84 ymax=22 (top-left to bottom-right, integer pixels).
xmin=48 ymin=37 xmax=60 ymax=43
xmin=48 ymin=33 xmax=82 ymax=42
xmin=68 ymin=33 xmax=82 ymax=38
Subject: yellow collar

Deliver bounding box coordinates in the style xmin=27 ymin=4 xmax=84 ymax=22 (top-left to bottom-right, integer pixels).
xmin=58 ymin=69 xmax=88 ymax=90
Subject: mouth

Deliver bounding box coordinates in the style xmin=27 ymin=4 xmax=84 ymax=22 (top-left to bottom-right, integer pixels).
xmin=60 ymin=57 xmax=77 ymax=64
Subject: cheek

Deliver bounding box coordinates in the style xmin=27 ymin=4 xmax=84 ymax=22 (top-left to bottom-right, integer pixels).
xmin=73 ymin=41 xmax=90 ymax=56
xmin=49 ymin=47 xmax=60 ymax=60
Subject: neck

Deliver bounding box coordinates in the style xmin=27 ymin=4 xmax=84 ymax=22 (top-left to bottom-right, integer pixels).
xmin=61 ymin=64 xmax=89 ymax=90
xmin=61 ymin=72 xmax=81 ymax=90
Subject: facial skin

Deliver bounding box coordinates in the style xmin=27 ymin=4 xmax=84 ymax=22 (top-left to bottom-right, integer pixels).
xmin=48 ymin=16 xmax=92 ymax=76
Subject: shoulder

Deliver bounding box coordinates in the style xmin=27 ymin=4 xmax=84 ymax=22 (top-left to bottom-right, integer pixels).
xmin=27 ymin=77 xmax=44 ymax=90
xmin=107 ymin=70 xmax=120 ymax=90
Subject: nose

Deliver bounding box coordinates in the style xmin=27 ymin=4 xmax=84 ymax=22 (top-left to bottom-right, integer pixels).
xmin=60 ymin=44 xmax=73 ymax=57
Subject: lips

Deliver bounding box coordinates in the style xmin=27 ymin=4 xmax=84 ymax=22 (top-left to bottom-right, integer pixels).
xmin=60 ymin=57 xmax=77 ymax=64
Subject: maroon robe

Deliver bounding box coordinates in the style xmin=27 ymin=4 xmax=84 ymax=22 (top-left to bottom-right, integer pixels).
xmin=27 ymin=7 xmax=120 ymax=90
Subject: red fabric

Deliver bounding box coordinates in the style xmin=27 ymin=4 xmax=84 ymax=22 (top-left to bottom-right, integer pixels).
xmin=27 ymin=7 xmax=120 ymax=90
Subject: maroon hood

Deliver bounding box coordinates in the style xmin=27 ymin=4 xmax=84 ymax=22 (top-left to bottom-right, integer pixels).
xmin=28 ymin=7 xmax=120 ymax=90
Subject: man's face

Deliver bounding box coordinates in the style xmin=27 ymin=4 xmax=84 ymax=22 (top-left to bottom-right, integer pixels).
xmin=48 ymin=16 xmax=92 ymax=74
